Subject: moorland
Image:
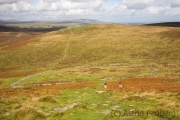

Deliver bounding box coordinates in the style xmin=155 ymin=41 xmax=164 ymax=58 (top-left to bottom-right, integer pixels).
xmin=0 ymin=22 xmax=180 ymax=120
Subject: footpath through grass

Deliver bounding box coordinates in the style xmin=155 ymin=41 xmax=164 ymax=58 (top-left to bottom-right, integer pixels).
xmin=0 ymin=24 xmax=180 ymax=119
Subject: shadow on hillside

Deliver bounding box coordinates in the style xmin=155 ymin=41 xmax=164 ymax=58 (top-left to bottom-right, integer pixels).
xmin=144 ymin=22 xmax=180 ymax=27
xmin=0 ymin=26 xmax=67 ymax=32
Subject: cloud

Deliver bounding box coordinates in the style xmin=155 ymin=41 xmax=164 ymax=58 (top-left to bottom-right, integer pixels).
xmin=171 ymin=0 xmax=180 ymax=7
xmin=0 ymin=0 xmax=180 ymax=22
xmin=0 ymin=0 xmax=32 ymax=4
xmin=0 ymin=0 xmax=20 ymax=4
xmin=157 ymin=0 xmax=168 ymax=5
xmin=145 ymin=6 xmax=164 ymax=15
xmin=0 ymin=0 xmax=104 ymax=13
xmin=124 ymin=0 xmax=154 ymax=10
xmin=166 ymin=6 xmax=180 ymax=15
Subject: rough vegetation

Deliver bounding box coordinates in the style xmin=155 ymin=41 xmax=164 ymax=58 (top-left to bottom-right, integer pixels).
xmin=0 ymin=24 xmax=180 ymax=119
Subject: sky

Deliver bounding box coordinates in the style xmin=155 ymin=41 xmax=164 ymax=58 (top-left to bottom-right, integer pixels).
xmin=0 ymin=0 xmax=180 ymax=23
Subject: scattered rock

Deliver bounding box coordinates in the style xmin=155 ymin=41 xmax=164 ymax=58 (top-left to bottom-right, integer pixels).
xmin=102 ymin=109 xmax=111 ymax=115
xmin=90 ymin=104 xmax=97 ymax=108
xmin=111 ymin=106 xmax=120 ymax=110
xmin=130 ymin=109 xmax=135 ymax=111
xmin=97 ymin=109 xmax=111 ymax=115
xmin=103 ymin=104 xmax=108 ymax=106
xmin=96 ymin=90 xmax=104 ymax=94
xmin=106 ymin=101 xmax=112 ymax=103
xmin=5 ymin=112 xmax=10 ymax=116
xmin=54 ymin=102 xmax=81 ymax=113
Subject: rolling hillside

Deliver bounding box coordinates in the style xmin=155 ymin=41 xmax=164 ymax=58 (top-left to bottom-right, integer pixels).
xmin=0 ymin=24 xmax=180 ymax=120
xmin=0 ymin=24 xmax=180 ymax=86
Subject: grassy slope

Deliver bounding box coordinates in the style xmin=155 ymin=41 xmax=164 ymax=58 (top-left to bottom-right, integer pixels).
xmin=0 ymin=24 xmax=180 ymax=120
xmin=0 ymin=24 xmax=180 ymax=87
xmin=1 ymin=24 xmax=180 ymax=68
xmin=1 ymin=88 xmax=180 ymax=120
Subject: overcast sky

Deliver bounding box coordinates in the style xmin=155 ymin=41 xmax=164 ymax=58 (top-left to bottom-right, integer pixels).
xmin=0 ymin=0 xmax=180 ymax=23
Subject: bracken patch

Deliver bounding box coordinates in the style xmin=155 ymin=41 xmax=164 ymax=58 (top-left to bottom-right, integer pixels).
xmin=107 ymin=77 xmax=180 ymax=92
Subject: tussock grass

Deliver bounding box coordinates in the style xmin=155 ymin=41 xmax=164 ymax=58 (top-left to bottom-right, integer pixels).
xmin=38 ymin=96 xmax=58 ymax=103
xmin=14 ymin=107 xmax=45 ymax=120
xmin=0 ymin=86 xmax=179 ymax=120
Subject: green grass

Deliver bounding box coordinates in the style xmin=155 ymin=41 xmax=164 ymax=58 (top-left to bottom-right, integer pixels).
xmin=0 ymin=77 xmax=22 ymax=88
xmin=17 ymin=64 xmax=152 ymax=86
xmin=0 ymin=24 xmax=180 ymax=119
xmin=0 ymin=85 xmax=180 ymax=120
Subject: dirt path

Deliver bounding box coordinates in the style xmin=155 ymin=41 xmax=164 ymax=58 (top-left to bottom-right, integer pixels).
xmin=11 ymin=63 xmax=159 ymax=88
xmin=11 ymin=30 xmax=72 ymax=88
xmin=56 ymin=30 xmax=72 ymax=65
xmin=11 ymin=71 xmax=52 ymax=88
xmin=10 ymin=30 xmax=160 ymax=88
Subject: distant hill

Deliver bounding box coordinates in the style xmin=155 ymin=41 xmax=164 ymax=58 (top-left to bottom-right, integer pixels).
xmin=0 ymin=25 xmax=66 ymax=32
xmin=0 ymin=26 xmax=16 ymax=31
xmin=145 ymin=22 xmax=180 ymax=27
xmin=0 ymin=19 xmax=106 ymax=29
xmin=0 ymin=19 xmax=105 ymax=24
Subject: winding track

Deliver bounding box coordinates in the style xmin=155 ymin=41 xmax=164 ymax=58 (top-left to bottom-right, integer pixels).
xmin=11 ymin=29 xmax=159 ymax=88
xmin=11 ymin=30 xmax=72 ymax=88
xmin=55 ymin=30 xmax=72 ymax=65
